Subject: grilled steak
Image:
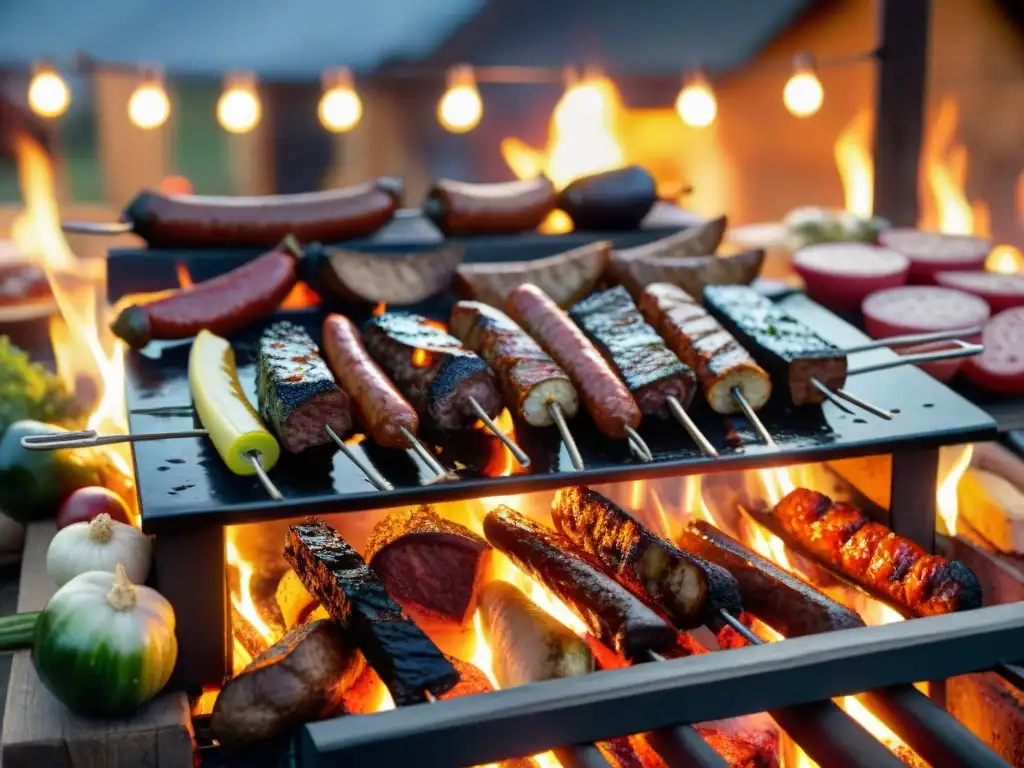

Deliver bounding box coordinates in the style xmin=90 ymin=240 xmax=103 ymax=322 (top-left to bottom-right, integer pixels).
xmin=363 ymin=312 xmax=502 ymax=430
xmin=284 ymin=519 xmax=459 ymax=704
xmin=256 ymin=321 xmax=352 ymax=452
xmin=364 ymin=505 xmax=492 ymax=631
xmin=703 ymin=285 xmax=847 ymax=406
xmin=569 ymin=286 xmax=696 ymax=418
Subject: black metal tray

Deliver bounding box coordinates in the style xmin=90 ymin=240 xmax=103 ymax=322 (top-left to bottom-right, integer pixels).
xmin=123 ymin=290 xmax=997 ymax=534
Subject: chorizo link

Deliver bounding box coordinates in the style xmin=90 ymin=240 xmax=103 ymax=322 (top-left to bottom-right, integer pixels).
xmin=424 ymin=176 xmax=557 ymax=237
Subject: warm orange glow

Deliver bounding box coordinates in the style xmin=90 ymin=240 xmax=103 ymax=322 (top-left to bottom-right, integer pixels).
xmin=372 ymin=300 xmax=387 ymax=316
xmin=920 ymin=98 xmax=982 ymax=236
xmin=411 ymin=348 xmax=432 ymax=367
xmin=176 ymin=262 xmax=194 ymax=288
xmin=484 ymin=409 xmax=521 ymax=478
xmin=833 ymin=108 xmax=874 ymax=218
xmin=226 ymin=538 xmax=275 ymax=674
xmin=176 ymin=261 xmax=319 ymax=310
xmin=937 ymin=444 xmax=974 ymax=536
xmin=986 ymin=245 xmax=1024 ymax=275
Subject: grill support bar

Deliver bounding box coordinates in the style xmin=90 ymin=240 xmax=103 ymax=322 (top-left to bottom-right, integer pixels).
xmin=888 ymin=447 xmax=939 ymax=552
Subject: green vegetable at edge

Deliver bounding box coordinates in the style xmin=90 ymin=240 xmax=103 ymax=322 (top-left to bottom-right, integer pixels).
xmin=0 ymin=336 xmax=83 ymax=436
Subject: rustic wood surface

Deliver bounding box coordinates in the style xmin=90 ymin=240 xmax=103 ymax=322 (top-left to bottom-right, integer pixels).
xmin=1 ymin=521 xmax=194 ymax=768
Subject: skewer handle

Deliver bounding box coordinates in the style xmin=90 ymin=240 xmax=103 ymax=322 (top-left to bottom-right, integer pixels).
xmin=730 ymin=387 xmax=778 ymax=449
xmin=324 ymin=426 xmax=394 ymax=491
xmin=246 ymin=452 xmax=284 ymax=501
xmin=844 ymin=326 xmax=984 ymax=353
xmin=667 ymin=396 xmax=718 ymax=458
xmin=468 ymin=397 xmax=531 ymax=468
xmin=399 ymin=426 xmax=454 ymax=483
xmin=548 ymin=403 xmax=585 ymax=472
xmin=61 ymin=220 xmax=134 ymax=235
xmin=21 ymin=428 xmax=209 ymax=451
xmin=834 ymin=388 xmax=894 ymax=420
xmin=809 ymin=378 xmax=856 ymax=416
xmin=847 ymin=340 xmax=984 ymax=376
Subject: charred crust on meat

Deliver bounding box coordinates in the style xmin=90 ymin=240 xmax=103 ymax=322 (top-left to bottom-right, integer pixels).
xmin=946 ymin=560 xmax=983 ymax=612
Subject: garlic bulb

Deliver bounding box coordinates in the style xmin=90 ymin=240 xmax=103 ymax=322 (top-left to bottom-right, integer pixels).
xmin=46 ymin=513 xmax=152 ymax=587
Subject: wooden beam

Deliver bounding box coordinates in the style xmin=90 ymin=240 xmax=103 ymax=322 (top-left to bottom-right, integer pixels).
xmin=872 ymin=0 xmax=930 ymax=227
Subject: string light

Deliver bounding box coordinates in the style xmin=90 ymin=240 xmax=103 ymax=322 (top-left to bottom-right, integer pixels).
xmin=318 ymin=68 xmax=362 ymax=133
xmin=217 ymin=72 xmax=261 ymax=134
xmin=438 ymin=65 xmax=482 ymax=133
xmin=675 ymin=71 xmax=717 ymax=128
xmin=784 ymin=53 xmax=824 ymax=118
xmin=127 ymin=70 xmax=170 ymax=130
xmin=27 ymin=63 xmax=71 ymax=119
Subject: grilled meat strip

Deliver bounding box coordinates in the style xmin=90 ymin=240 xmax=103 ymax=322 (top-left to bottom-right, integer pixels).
xmin=773 ymin=489 xmax=982 ymax=615
xmin=639 ymin=283 xmax=771 ymax=415
xmin=569 ymin=286 xmax=696 ymax=418
xmin=450 ymin=300 xmax=579 ymax=427
xmin=363 ymin=505 xmax=492 ymax=631
xmin=256 ymin=321 xmax=353 ymax=452
xmin=362 ymin=312 xmax=502 ymax=430
xmin=552 ymin=486 xmax=742 ymax=627
xmin=679 ymin=520 xmax=864 ymax=637
xmin=702 ymin=285 xmax=847 ymax=406
xmin=482 ymin=504 xmax=677 ymax=659
xmin=284 ymin=519 xmax=459 ymax=704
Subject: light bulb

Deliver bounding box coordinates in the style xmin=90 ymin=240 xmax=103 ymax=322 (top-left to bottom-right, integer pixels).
xmin=128 ymin=77 xmax=170 ymax=130
xmin=319 ymin=69 xmax=362 ymax=132
xmin=675 ymin=74 xmax=717 ymax=128
xmin=438 ymin=65 xmax=482 ymax=133
xmin=28 ymin=65 xmax=70 ymax=119
xmin=217 ymin=74 xmax=261 ymax=134
xmin=784 ymin=55 xmax=823 ymax=118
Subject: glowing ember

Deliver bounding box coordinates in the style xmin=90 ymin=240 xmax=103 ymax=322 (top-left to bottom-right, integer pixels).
xmin=411 ymin=348 xmax=432 ymax=367
xmin=372 ymin=300 xmax=387 ymax=316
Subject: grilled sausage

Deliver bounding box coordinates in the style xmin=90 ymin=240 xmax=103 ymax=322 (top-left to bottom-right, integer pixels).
xmin=702 ymin=285 xmax=847 ymax=406
xmin=569 ymin=286 xmax=697 ymax=418
xmin=424 ymin=176 xmax=557 ymax=237
xmin=507 ymin=283 xmax=642 ymax=439
xmin=256 ymin=321 xmax=353 ymax=452
xmin=483 ymin=504 xmax=678 ymax=659
xmin=773 ymin=489 xmax=982 ymax=615
xmin=450 ymin=300 xmax=579 ymax=427
xmin=552 ymin=486 xmax=742 ymax=627
xmin=321 ymin=313 xmax=419 ymax=449
xmin=638 ymin=282 xmax=771 ymax=415
xmin=125 ymin=178 xmax=402 ymax=248
xmin=362 ymin=312 xmax=502 ymax=431
xmin=210 ymin=619 xmax=365 ymax=747
xmin=110 ymin=236 xmax=301 ymax=349
xmin=678 ymin=520 xmax=864 ymax=637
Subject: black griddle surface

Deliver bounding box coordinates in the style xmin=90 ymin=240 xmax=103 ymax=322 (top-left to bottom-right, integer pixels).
xmin=123 ymin=291 xmax=996 ymax=534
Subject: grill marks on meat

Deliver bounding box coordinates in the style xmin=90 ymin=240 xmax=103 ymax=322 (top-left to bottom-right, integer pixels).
xmin=773 ymin=489 xmax=982 ymax=615
xmin=256 ymin=321 xmax=352 ymax=452
xmin=450 ymin=300 xmax=579 ymax=428
xmin=483 ymin=504 xmax=677 ymax=659
xmin=639 ymin=283 xmax=771 ymax=415
xmin=364 ymin=505 xmax=492 ymax=630
xmin=362 ymin=312 xmax=502 ymax=430
xmin=284 ymin=519 xmax=459 ymax=704
xmin=210 ymin=619 xmax=365 ymax=747
xmin=552 ymin=486 xmax=742 ymax=627
xmin=703 ymin=286 xmax=847 ymax=406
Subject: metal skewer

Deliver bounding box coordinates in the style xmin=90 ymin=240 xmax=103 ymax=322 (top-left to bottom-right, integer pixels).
xmin=324 ymin=426 xmax=394 ymax=491
xmin=730 ymin=387 xmax=778 ymax=449
xmin=399 ymin=426 xmax=455 ymax=483
xmin=845 ymin=326 xmax=984 ymax=353
xmin=809 ymin=378 xmax=894 ymax=420
xmin=715 ymin=608 xmax=764 ymax=646
xmin=548 ymin=403 xmax=585 ymax=472
xmin=809 ymin=379 xmax=857 ymax=415
xmin=61 ymin=220 xmax=134 ymax=235
xmin=666 ymin=396 xmax=718 ymax=458
xmin=246 ymin=451 xmax=284 ymax=501
xmin=623 ymin=426 xmax=654 ymax=463
xmin=848 ymin=340 xmax=984 ymax=376
xmin=468 ymin=397 xmax=531 ymax=468
xmin=21 ymin=428 xmax=209 ymax=450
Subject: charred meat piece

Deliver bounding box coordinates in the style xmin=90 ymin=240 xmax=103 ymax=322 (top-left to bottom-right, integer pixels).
xmin=210 ymin=619 xmax=365 ymax=747
xmin=773 ymin=489 xmax=982 ymax=615
xmin=678 ymin=521 xmax=864 ymax=638
xmin=482 ymin=504 xmax=677 ymax=659
xmin=702 ymin=285 xmax=847 ymax=406
xmin=362 ymin=312 xmax=502 ymax=430
xmin=569 ymin=286 xmax=697 ymax=418
xmin=284 ymin=519 xmax=459 ymax=704
xmin=363 ymin=505 xmax=492 ymax=631
xmin=552 ymin=486 xmax=741 ymax=627
xmin=450 ymin=300 xmax=579 ymax=427
xmin=256 ymin=321 xmax=352 ymax=452
xmin=639 ymin=283 xmax=771 ymax=415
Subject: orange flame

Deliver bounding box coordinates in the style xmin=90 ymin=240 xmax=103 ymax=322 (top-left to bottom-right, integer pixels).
xmin=834 ymin=109 xmax=874 ymax=219
xmin=372 ymin=300 xmax=387 ymax=316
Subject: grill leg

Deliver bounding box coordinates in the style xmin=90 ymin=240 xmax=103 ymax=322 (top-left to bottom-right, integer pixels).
xmin=888 ymin=447 xmax=938 ymax=553
xmin=154 ymin=525 xmax=228 ymax=692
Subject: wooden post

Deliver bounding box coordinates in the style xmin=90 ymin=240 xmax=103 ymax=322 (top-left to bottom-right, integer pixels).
xmin=872 ymin=0 xmax=931 ymax=227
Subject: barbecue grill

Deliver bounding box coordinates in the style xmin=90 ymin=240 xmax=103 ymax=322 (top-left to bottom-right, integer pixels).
xmin=104 ymin=241 xmax=1023 ymax=768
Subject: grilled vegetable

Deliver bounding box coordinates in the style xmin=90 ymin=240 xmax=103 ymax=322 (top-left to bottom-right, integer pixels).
xmin=189 ymin=330 xmax=281 ymax=476
xmin=33 ymin=565 xmax=177 ymax=717
xmin=46 ymin=513 xmax=151 ymax=587
xmin=453 ymin=241 xmax=610 ymax=309
xmin=557 ymin=166 xmax=657 ymax=231
xmin=483 ymin=504 xmax=677 ymax=659
xmin=611 ymin=216 xmax=728 ymax=263
xmin=568 ymin=286 xmax=696 ymax=418
xmin=284 ymin=518 xmax=459 ymax=704
xmin=479 ymin=580 xmax=594 ymax=687
xmin=552 ymin=486 xmax=741 ymax=627
xmin=611 ymin=248 xmax=765 ymax=301
xmin=310 ymin=243 xmax=465 ymax=305
xmin=0 ymin=337 xmax=82 ymax=436
xmin=702 ymin=285 xmax=847 ymax=406
xmin=364 ymin=505 xmax=492 ymax=631
xmin=450 ymin=300 xmax=579 ymax=427
xmin=56 ymin=487 xmax=131 ymax=529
